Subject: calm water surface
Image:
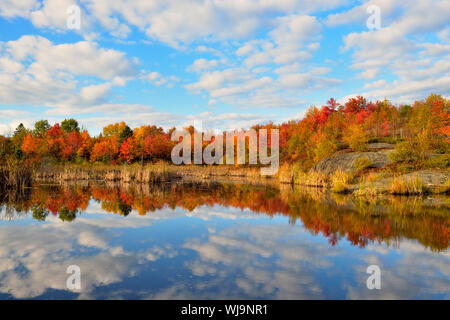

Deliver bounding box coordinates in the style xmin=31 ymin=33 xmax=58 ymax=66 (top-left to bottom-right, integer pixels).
xmin=0 ymin=182 xmax=448 ymax=299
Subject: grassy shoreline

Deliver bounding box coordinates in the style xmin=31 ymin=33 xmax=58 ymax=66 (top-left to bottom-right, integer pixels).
xmin=29 ymin=162 xmax=450 ymax=196
xmin=35 ymin=162 xmax=270 ymax=184
xmin=1 ymin=156 xmax=448 ymax=196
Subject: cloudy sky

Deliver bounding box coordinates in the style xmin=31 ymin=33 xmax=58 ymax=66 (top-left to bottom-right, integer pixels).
xmin=0 ymin=0 xmax=449 ymax=134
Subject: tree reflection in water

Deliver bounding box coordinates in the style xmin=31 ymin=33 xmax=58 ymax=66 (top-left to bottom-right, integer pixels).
xmin=0 ymin=182 xmax=448 ymax=251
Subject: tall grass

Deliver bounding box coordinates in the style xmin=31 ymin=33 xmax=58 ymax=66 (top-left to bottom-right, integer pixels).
xmin=0 ymin=160 xmax=33 ymax=190
xmin=278 ymin=163 xmax=328 ymax=187
xmin=39 ymin=162 xmax=181 ymax=183
xmin=389 ymin=175 xmax=428 ymax=195
xmin=330 ymin=169 xmax=354 ymax=193
xmin=354 ymin=173 xmax=382 ymax=197
xmin=298 ymin=171 xmax=328 ymax=187
xmin=36 ymin=161 xmax=267 ymax=184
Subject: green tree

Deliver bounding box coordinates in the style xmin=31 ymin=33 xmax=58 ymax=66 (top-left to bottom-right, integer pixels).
xmin=0 ymin=136 xmax=12 ymax=163
xmin=33 ymin=120 xmax=50 ymax=138
xmin=119 ymin=125 xmax=133 ymax=143
xmin=12 ymin=123 xmax=29 ymax=159
xmin=61 ymin=118 xmax=80 ymax=133
xmin=32 ymin=206 xmax=49 ymax=221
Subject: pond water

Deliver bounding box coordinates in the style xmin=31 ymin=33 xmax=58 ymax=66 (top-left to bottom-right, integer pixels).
xmin=0 ymin=182 xmax=448 ymax=299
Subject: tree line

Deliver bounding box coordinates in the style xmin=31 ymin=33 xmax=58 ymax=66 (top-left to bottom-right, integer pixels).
xmin=0 ymin=94 xmax=448 ymax=170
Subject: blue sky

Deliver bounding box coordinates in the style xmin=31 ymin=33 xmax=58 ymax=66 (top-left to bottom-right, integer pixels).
xmin=0 ymin=0 xmax=448 ymax=135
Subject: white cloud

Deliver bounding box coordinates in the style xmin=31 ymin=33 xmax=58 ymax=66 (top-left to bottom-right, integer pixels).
xmin=184 ymin=14 xmax=338 ymax=109
xmin=1 ymin=0 xmax=347 ymax=46
xmin=186 ymin=68 xmax=244 ymax=92
xmin=187 ymin=58 xmax=220 ymax=73
xmin=420 ymin=43 xmax=450 ymax=57
xmin=80 ymin=83 xmax=112 ymax=104
xmin=83 ymin=0 xmax=344 ymax=46
xmin=0 ymin=0 xmax=448 ymax=131
xmin=30 ymin=0 xmax=80 ymax=30
xmin=0 ymin=35 xmax=140 ymax=116
xmin=142 ymin=71 xmax=179 ymax=87
xmin=325 ymin=0 xmax=398 ymax=27
xmin=277 ymin=69 xmax=341 ymax=89
xmin=338 ymin=0 xmax=450 ymax=100
xmin=0 ymin=0 xmax=39 ymax=18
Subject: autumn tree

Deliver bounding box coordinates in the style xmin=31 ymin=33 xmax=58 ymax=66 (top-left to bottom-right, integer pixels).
xmin=22 ymin=132 xmax=45 ymax=162
xmin=343 ymin=124 xmax=368 ymax=151
xmin=46 ymin=123 xmax=65 ymax=159
xmin=133 ymin=125 xmax=168 ymax=163
xmin=90 ymin=137 xmax=120 ymax=163
xmin=62 ymin=131 xmax=82 ymax=160
xmin=143 ymin=133 xmax=172 ymax=161
xmin=77 ymin=130 xmax=93 ymax=160
xmin=344 ymin=96 xmax=367 ymax=114
xmin=103 ymin=122 xmax=132 ymax=143
xmin=119 ymin=137 xmax=137 ymax=163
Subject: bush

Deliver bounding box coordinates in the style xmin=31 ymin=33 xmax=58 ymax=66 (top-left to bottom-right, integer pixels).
xmin=313 ymin=138 xmax=338 ymax=163
xmin=388 ymin=141 xmax=419 ymax=163
xmin=424 ymin=154 xmax=450 ymax=169
xmin=353 ymin=156 xmax=372 ymax=171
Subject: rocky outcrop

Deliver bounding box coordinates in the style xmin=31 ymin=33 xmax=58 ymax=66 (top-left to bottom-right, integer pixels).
xmin=367 ymin=143 xmax=395 ymax=151
xmin=312 ymin=150 xmax=392 ymax=174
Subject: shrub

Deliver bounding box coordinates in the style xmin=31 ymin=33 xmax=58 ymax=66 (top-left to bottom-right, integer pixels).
xmin=313 ymin=138 xmax=338 ymax=163
xmin=424 ymin=154 xmax=450 ymax=169
xmin=353 ymin=156 xmax=372 ymax=171
xmin=388 ymin=141 xmax=419 ymax=163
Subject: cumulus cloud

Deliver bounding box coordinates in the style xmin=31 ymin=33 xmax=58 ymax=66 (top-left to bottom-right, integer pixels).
xmin=338 ymin=0 xmax=450 ymax=101
xmin=0 ymin=0 xmax=448 ymax=133
xmin=325 ymin=0 xmax=399 ymax=27
xmin=0 ymin=35 xmax=137 ymax=108
xmin=83 ymin=0 xmax=345 ymax=46
xmin=0 ymin=0 xmax=39 ymax=18
xmin=184 ymin=13 xmax=341 ymax=109
xmin=187 ymin=58 xmax=220 ymax=73
xmin=0 ymin=0 xmax=347 ymax=46
xmin=143 ymin=71 xmax=179 ymax=87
